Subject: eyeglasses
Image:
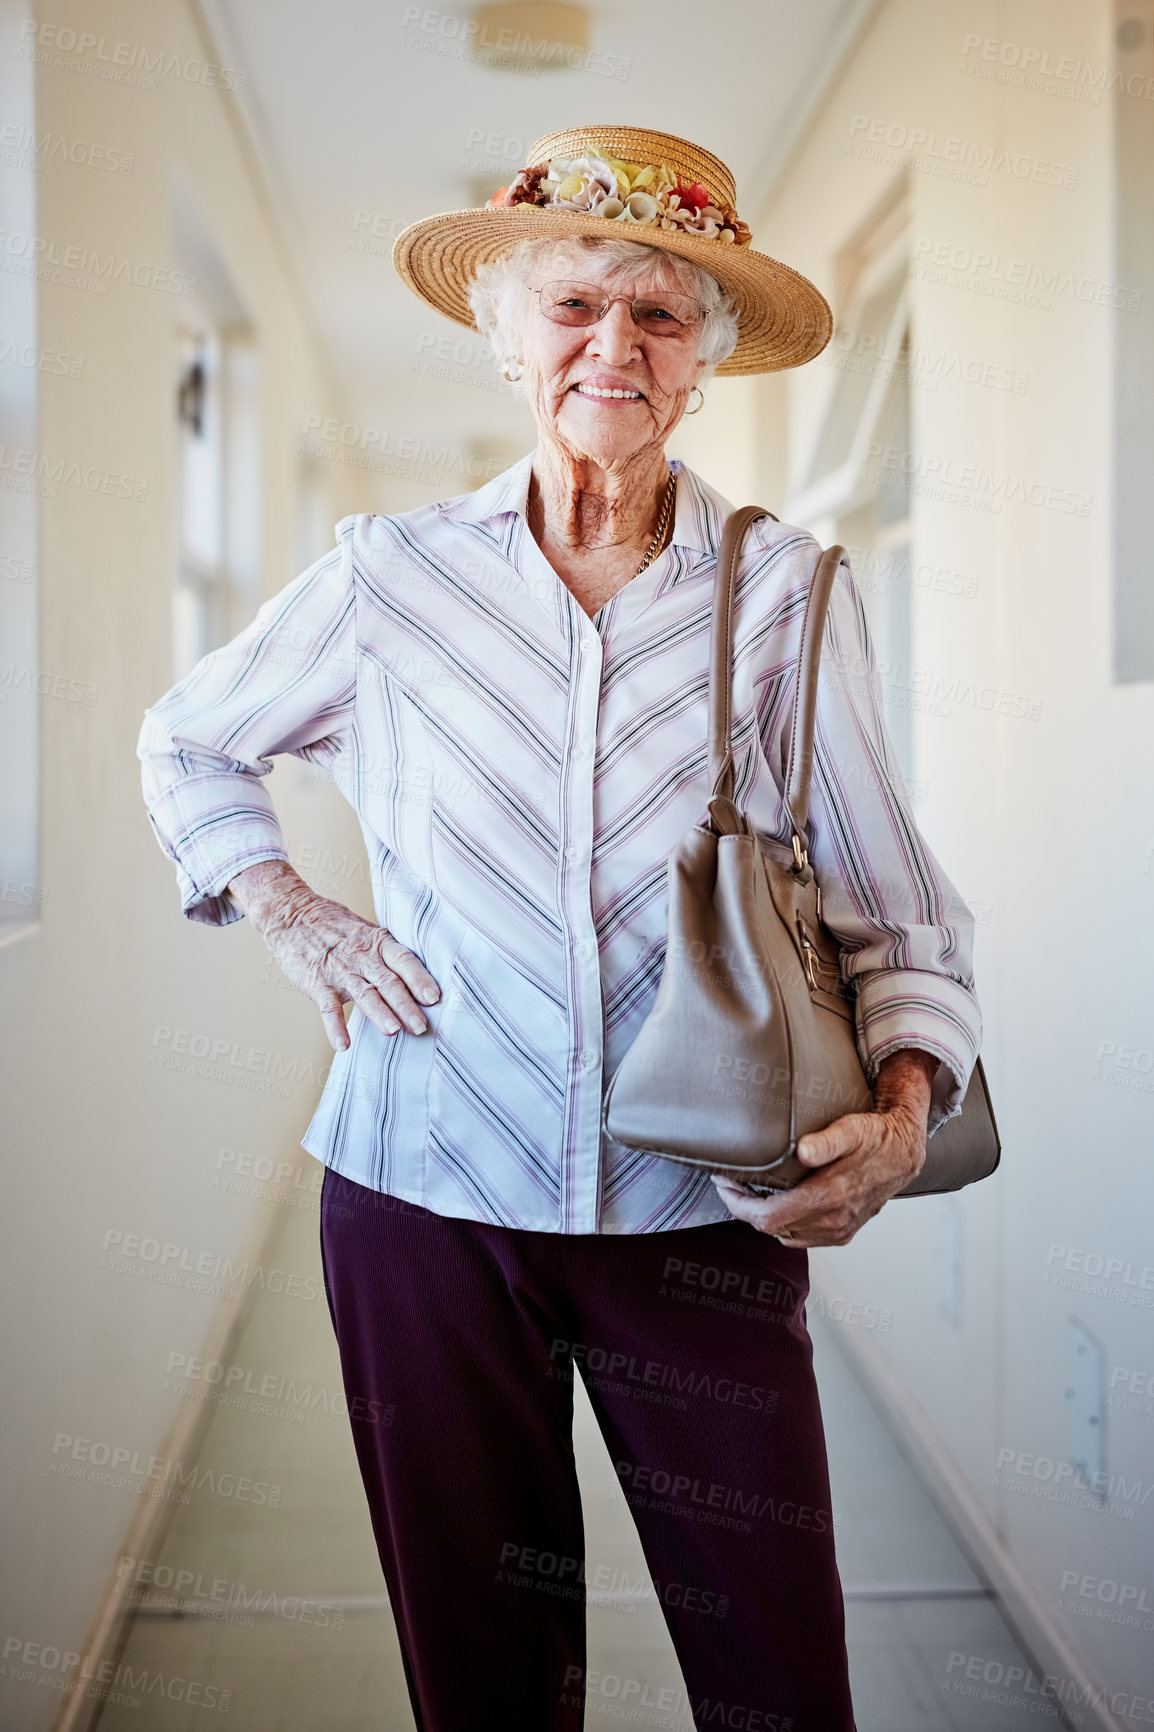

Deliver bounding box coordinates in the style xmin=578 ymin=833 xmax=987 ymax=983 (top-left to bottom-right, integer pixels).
xmin=529 ymin=279 xmax=704 ymax=337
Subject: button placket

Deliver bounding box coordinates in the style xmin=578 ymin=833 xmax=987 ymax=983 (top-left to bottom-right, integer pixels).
xmin=557 ymin=614 xmax=606 ymax=1232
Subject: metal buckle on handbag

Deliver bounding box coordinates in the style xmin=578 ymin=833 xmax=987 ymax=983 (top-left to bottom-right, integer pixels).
xmin=798 ymin=923 xmax=821 ymax=992
xmin=794 ymin=910 xmax=854 ymax=1019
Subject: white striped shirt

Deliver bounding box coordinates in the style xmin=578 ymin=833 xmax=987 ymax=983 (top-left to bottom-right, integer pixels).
xmin=138 ymin=453 xmax=982 ymax=1234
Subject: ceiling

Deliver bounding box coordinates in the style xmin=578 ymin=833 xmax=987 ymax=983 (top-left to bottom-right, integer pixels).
xmin=201 ymin=0 xmax=868 ymax=462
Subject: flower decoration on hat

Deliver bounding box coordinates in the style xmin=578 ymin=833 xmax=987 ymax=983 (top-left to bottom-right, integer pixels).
xmin=487 ymin=146 xmax=753 ymax=247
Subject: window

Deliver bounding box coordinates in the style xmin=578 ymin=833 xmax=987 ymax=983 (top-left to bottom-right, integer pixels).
xmin=295 ymin=456 xmax=333 ymax=575
xmin=0 ymin=0 xmax=39 ymax=932
xmin=787 ymin=197 xmax=914 ymax=778
xmin=171 ymin=178 xmax=260 ymax=678
xmin=1111 ymin=3 xmax=1154 ymax=682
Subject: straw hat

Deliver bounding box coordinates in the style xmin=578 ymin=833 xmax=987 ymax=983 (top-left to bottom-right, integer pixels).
xmin=392 ymin=125 xmax=831 ymax=376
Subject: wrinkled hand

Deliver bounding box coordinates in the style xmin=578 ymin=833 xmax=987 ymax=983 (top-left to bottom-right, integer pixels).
xmin=226 ymin=860 xmax=440 ymax=1052
xmin=711 ymin=1048 xmax=939 ymax=1248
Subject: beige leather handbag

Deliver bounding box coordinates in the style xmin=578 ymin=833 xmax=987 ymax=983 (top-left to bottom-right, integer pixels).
xmin=602 ymin=506 xmax=1001 ymax=1196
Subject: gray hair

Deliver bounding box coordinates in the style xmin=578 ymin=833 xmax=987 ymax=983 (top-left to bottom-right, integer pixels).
xmin=467 ymin=235 xmax=740 ymax=382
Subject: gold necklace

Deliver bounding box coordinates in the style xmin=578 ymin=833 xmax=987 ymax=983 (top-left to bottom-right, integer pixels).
xmin=634 ymin=471 xmax=677 ymax=577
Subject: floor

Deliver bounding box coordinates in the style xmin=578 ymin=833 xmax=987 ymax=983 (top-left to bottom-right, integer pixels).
xmin=94 ymin=1194 xmax=1060 ymax=1732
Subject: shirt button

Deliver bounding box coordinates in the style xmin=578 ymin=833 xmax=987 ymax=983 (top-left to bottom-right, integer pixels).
xmin=578 ymin=638 xmax=597 ymax=655
xmin=564 ymin=843 xmax=583 ymax=863
xmin=571 ymin=742 xmax=589 ymax=760
xmin=580 ymin=1049 xmax=599 ymax=1070
xmin=575 ymin=940 xmax=594 ymax=961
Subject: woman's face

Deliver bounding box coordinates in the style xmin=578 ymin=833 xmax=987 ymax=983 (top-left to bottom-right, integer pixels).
xmin=517 ymin=250 xmax=708 ymax=469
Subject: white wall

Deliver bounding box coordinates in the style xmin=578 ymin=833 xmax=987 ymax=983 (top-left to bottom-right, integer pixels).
xmin=0 ymin=3 xmax=368 ymax=1726
xmin=728 ymin=0 xmax=1154 ymax=1714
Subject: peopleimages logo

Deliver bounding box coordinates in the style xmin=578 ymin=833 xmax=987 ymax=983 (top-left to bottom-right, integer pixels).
xmin=16 ymin=19 xmax=248 ymax=92
xmin=865 ymin=439 xmax=1092 ymax=517
xmin=115 ymin=1555 xmax=348 ymax=1629
xmin=959 ymin=32 xmax=1154 ymax=103
xmin=615 ymin=1461 xmax=833 ymax=1536
xmin=0 ymin=228 xmax=197 ymax=296
xmin=397 ymin=5 xmax=632 ymax=80
xmin=1109 ymin=1363 xmax=1154 ymax=1418
xmin=147 ymin=1023 xmax=332 ymax=1098
xmin=560 ymin=1665 xmax=794 ymax=1730
xmin=163 ymin=1351 xmax=393 ymax=1426
xmin=100 ymin=1228 xmax=322 ymax=1304
xmin=1057 ymin=1569 xmax=1154 ymax=1632
xmin=0 ymin=123 xmax=134 ymax=174
xmin=548 ymin=1338 xmax=779 ymax=1415
xmin=910 ymin=236 xmax=1141 ymax=312
xmin=496 ymin=1544 xmax=730 ymax=1619
xmin=1 ymin=1637 xmax=231 ymax=1714
xmin=846 ymin=114 xmax=1078 ymax=189
xmin=1044 ymin=1242 xmax=1154 ymax=1297
xmin=994 ymin=1446 xmax=1154 ymax=1519
xmin=945 ymin=1649 xmax=1154 ymax=1724
xmin=50 ymin=1431 xmax=281 ymax=1507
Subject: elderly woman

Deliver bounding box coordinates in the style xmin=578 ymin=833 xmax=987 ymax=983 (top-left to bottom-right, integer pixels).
xmin=139 ymin=126 xmax=981 ymax=1731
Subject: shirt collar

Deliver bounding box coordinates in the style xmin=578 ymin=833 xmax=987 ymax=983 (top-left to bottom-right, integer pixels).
xmin=441 ymin=451 xmax=730 ymax=558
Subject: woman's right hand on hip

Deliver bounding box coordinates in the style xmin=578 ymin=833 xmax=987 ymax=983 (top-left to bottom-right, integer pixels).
xmin=225 ymin=859 xmax=441 ymax=1051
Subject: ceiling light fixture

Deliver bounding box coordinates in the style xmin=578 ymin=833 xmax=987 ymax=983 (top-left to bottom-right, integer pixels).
xmin=469 ymin=2 xmax=590 ymax=73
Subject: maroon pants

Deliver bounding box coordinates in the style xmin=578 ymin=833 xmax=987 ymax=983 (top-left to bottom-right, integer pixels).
xmin=319 ymin=1167 xmax=856 ymax=1732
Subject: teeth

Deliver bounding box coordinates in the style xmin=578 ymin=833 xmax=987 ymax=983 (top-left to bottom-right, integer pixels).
xmin=577 ymin=383 xmax=641 ymax=399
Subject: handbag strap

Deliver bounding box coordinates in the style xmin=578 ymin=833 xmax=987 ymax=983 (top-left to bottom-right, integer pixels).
xmin=709 ymin=507 xmax=847 ymax=863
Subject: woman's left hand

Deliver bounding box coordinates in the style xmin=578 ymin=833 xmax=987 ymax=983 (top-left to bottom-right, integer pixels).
xmin=711 ymin=1048 xmax=939 ymax=1248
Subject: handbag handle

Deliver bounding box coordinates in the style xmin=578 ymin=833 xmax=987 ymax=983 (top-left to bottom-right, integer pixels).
xmin=708 ymin=507 xmax=847 ymax=863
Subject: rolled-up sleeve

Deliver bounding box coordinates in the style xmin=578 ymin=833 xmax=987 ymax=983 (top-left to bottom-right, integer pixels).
xmin=784 ymin=552 xmax=982 ymax=1134
xmin=137 ymin=517 xmax=358 ymax=927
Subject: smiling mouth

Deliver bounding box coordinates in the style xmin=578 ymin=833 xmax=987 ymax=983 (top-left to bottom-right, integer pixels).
xmin=572 ymin=382 xmax=645 ymax=401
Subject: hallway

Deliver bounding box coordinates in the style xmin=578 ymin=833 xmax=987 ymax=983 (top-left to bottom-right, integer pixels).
xmin=4 ymin=2 xmax=1152 ymax=1728
xmin=93 ymin=1190 xmax=1055 ymax=1732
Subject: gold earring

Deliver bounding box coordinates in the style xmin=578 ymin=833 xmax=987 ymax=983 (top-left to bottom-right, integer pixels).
xmin=502 ymin=357 xmax=525 ymax=383
xmin=685 ymin=386 xmax=704 ymax=415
